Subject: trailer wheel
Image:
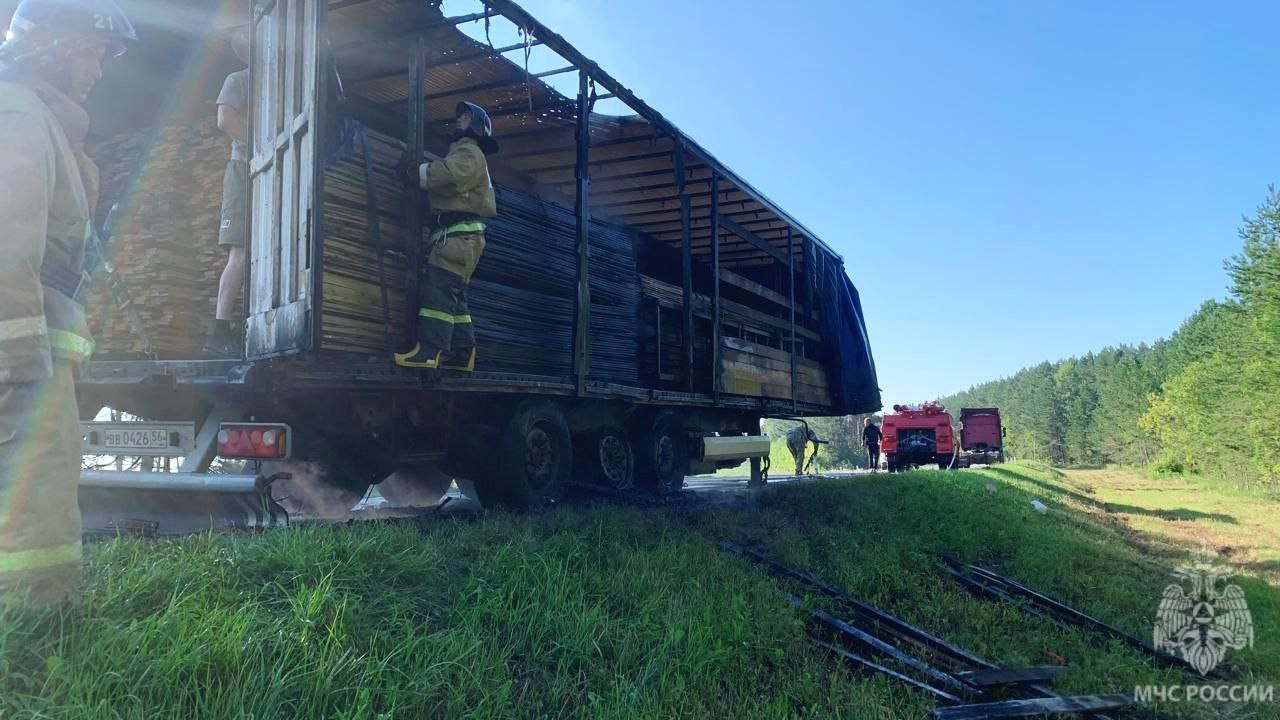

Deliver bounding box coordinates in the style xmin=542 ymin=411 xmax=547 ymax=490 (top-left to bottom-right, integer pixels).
xmin=637 ymin=411 xmax=688 ymax=494
xmin=491 ymin=400 xmax=571 ymax=508
xmin=578 ymin=426 xmax=635 ymax=491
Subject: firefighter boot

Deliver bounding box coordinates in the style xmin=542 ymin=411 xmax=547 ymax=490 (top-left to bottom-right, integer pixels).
xmin=439 ymin=347 xmax=476 ymax=371
xmin=394 ymin=343 xmax=443 ymax=368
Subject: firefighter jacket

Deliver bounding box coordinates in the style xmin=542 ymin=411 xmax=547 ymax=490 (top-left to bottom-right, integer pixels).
xmin=418 ymin=136 xmax=497 ymax=221
xmin=0 ymin=77 xmax=98 ymax=383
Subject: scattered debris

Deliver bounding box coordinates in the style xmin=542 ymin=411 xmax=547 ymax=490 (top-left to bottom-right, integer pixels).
xmin=931 ymin=694 xmax=1133 ymax=720
xmin=1030 ymin=500 xmax=1048 ymax=514
xmin=720 ymin=542 xmax=1133 ymax=718
xmin=940 ymin=555 xmax=1224 ymax=679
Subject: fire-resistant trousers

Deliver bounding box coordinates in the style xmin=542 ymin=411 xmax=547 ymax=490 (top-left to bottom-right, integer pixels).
xmin=418 ymin=229 xmax=486 ymax=355
xmin=0 ymin=360 xmax=82 ymax=606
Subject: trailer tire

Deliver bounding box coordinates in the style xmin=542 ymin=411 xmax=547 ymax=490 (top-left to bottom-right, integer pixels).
xmin=490 ymin=400 xmax=571 ymax=509
xmin=636 ymin=411 xmax=688 ymax=494
xmin=577 ymin=426 xmax=635 ymax=491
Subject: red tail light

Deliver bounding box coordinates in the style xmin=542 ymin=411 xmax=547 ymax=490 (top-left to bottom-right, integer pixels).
xmin=217 ymin=423 xmax=291 ymax=460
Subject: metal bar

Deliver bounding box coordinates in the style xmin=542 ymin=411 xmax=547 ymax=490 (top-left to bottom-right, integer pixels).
xmin=335 ymin=10 xmax=499 ymax=51
xmin=481 ymin=0 xmax=842 ymax=260
xmin=811 ymin=638 xmax=963 ymax=704
xmin=931 ymin=695 xmax=1133 ymax=720
xmin=676 ymin=140 xmax=694 ymax=392
xmin=783 ymin=594 xmax=974 ymax=695
xmin=350 ymin=39 xmax=544 ymax=84
xmin=572 ymin=69 xmax=592 ymax=396
xmin=405 ymin=35 xmax=427 ymax=351
xmin=719 ymin=216 xmax=788 ymax=265
xmin=953 ymin=558 xmax=1215 ymax=676
xmin=532 ymin=64 xmax=576 ymax=79
xmin=179 ymin=401 xmax=239 ymax=473
xmin=788 ymin=227 xmax=797 ymax=412
xmin=81 ymin=471 xmax=260 ymax=494
xmin=710 ymin=172 xmax=721 ymax=404
xmin=722 ymin=543 xmax=996 ymax=671
xmin=954 ymin=667 xmax=1070 ymax=688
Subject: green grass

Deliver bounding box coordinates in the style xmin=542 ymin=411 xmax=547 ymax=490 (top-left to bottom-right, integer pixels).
xmin=1 ymin=464 xmax=1277 ymax=719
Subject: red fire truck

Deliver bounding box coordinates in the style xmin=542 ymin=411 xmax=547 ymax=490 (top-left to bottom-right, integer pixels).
xmin=881 ymin=403 xmax=956 ymax=472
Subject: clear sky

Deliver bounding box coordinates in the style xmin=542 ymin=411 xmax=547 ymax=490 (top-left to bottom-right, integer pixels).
xmin=474 ymin=0 xmax=1280 ymax=407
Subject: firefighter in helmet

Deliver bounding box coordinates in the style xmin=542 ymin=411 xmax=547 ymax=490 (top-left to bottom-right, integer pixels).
xmin=0 ymin=0 xmax=134 ymax=606
xmin=395 ymin=100 xmax=499 ymax=370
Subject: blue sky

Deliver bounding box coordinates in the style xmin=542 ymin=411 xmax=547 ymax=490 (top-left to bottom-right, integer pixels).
xmin=466 ymin=0 xmax=1280 ymax=406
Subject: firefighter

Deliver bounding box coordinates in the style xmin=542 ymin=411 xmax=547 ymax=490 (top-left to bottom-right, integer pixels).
xmin=785 ymin=424 xmax=825 ymax=477
xmin=0 ymin=0 xmax=134 ymax=606
xmin=204 ymin=26 xmax=250 ymax=357
xmin=395 ymin=100 xmax=498 ymax=370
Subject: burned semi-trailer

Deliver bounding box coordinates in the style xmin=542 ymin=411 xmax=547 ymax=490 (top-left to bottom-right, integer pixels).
xmin=75 ymin=0 xmax=880 ymax=520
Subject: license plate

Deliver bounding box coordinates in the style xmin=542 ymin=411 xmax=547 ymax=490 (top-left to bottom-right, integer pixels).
xmin=82 ymin=422 xmax=196 ymax=457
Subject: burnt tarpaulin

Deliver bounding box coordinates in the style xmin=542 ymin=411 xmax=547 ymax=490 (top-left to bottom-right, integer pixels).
xmin=815 ymin=256 xmax=881 ymax=415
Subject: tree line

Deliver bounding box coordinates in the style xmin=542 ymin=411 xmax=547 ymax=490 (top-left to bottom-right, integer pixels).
xmin=939 ymin=190 xmax=1280 ymax=485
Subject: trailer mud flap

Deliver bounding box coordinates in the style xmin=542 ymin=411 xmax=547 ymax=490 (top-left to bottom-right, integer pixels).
xmin=79 ymin=470 xmax=286 ymax=537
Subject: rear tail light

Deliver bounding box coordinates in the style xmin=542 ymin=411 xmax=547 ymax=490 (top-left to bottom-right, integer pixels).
xmin=217 ymin=423 xmax=291 ymax=460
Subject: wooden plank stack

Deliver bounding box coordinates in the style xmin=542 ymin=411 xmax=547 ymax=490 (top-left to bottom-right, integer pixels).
xmin=720 ymin=337 xmax=830 ymax=406
xmin=85 ymin=119 xmax=237 ymax=357
xmin=319 ymin=127 xmax=642 ymax=383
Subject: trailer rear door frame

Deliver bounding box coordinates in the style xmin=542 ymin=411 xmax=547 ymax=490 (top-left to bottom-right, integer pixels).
xmin=245 ymin=0 xmax=326 ymax=358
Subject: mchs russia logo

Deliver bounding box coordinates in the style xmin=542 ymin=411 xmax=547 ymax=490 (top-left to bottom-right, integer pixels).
xmin=1153 ymin=561 xmax=1254 ymax=676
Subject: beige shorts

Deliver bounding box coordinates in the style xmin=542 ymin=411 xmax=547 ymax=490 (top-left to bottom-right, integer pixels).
xmin=218 ymin=160 xmax=250 ymax=247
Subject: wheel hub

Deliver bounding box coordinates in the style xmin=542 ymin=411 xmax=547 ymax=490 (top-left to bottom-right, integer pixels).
xmin=598 ymin=435 xmax=631 ymax=488
xmin=524 ymin=426 xmax=555 ymax=491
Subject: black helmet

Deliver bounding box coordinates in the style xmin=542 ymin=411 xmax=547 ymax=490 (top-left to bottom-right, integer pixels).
xmin=456 ymin=100 xmax=497 ymax=154
xmin=2 ymin=0 xmax=137 ymax=62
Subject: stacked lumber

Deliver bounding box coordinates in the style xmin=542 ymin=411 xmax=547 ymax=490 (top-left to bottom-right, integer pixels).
xmin=319 ymin=127 xmax=642 ymax=383
xmin=85 ymin=120 xmax=236 ymax=357
xmin=719 ymin=337 xmax=831 ymax=406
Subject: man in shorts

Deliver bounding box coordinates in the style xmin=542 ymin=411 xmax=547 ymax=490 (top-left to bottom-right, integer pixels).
xmin=204 ymin=27 xmax=249 ymax=357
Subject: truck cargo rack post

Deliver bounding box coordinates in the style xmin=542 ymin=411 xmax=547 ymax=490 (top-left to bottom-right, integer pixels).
xmin=404 ymin=33 xmax=428 ymax=353
xmin=710 ymin=171 xmax=721 ymax=405
xmin=573 ymin=68 xmax=593 ymax=396
xmin=787 ymin=226 xmax=796 ymax=413
xmin=675 ymin=138 xmax=694 ymax=392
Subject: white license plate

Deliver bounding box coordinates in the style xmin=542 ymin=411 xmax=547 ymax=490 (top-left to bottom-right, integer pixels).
xmin=82 ymin=422 xmax=196 ymax=457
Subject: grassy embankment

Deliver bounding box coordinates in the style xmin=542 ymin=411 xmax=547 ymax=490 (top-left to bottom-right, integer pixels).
xmin=1 ymin=463 xmax=1277 ymax=719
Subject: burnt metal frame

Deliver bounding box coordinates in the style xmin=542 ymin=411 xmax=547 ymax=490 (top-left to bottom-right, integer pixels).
xmin=404 ymin=34 xmax=428 ymax=356
xmin=573 ymin=69 xmax=592 ymax=396
xmin=334 ymin=0 xmax=843 ymax=407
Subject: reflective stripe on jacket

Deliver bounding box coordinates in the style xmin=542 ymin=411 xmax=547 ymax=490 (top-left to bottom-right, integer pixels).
xmin=0 ymin=78 xmax=97 ymax=381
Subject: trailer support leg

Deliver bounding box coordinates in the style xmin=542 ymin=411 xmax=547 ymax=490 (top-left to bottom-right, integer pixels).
xmin=179 ymin=400 xmax=242 ymax=474
xmin=749 ymin=456 xmax=765 ymax=487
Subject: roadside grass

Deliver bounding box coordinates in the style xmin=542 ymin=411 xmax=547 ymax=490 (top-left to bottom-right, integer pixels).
xmin=0 ymin=463 xmax=1276 ymax=719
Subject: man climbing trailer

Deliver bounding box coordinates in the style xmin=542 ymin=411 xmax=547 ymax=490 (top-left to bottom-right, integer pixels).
xmin=395 ymin=101 xmax=499 ymax=370
xmin=0 ymin=0 xmax=134 ymax=605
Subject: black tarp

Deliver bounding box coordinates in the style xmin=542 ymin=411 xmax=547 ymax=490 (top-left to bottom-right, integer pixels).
xmin=814 ymin=255 xmax=881 ymax=415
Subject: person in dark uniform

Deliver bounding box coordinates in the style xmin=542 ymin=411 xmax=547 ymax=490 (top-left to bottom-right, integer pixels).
xmin=862 ymin=417 xmax=882 ymax=471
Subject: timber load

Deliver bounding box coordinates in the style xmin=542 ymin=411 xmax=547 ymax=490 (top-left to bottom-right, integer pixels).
xmin=86 ymin=120 xmax=240 ymax=358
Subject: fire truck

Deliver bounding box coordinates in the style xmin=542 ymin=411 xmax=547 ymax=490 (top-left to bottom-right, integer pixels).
xmin=881 ymin=403 xmax=955 ymax=472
